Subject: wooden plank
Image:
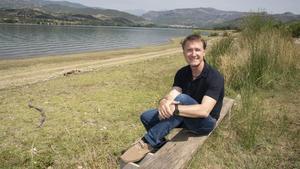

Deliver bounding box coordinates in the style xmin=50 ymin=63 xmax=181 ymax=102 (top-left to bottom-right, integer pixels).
xmin=139 ymin=97 xmax=234 ymax=169
xmin=122 ymin=162 xmax=139 ymax=169
xmin=138 ymin=153 xmax=154 ymax=166
xmin=121 ymin=153 xmax=154 ymax=169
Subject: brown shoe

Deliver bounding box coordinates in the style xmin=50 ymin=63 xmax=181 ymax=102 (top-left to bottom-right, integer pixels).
xmin=120 ymin=139 xmax=153 ymax=163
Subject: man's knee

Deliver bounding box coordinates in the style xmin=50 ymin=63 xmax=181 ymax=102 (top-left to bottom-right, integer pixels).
xmin=175 ymin=94 xmax=198 ymax=105
xmin=192 ymin=124 xmax=215 ymax=135
xmin=140 ymin=109 xmax=158 ymax=125
xmin=185 ymin=117 xmax=216 ymax=135
xmin=140 ymin=111 xmax=149 ymax=124
xmin=175 ymin=93 xmax=191 ymax=101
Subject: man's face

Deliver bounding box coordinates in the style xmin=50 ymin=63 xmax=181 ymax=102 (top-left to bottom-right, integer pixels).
xmin=183 ymin=40 xmax=205 ymax=67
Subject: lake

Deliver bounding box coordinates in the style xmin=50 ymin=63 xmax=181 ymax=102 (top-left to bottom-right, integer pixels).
xmin=0 ymin=24 xmax=191 ymax=59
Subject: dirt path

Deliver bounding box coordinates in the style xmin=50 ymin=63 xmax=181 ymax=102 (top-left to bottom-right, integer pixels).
xmin=0 ymin=47 xmax=181 ymax=90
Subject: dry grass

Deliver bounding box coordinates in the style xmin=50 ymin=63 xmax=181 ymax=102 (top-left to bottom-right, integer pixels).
xmin=0 ymin=48 xmax=187 ymax=168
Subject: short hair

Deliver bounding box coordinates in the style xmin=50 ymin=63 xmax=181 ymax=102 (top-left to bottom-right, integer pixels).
xmin=181 ymin=34 xmax=207 ymax=50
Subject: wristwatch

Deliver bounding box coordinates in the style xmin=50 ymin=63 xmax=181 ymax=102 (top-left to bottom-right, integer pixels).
xmin=173 ymin=104 xmax=180 ymax=116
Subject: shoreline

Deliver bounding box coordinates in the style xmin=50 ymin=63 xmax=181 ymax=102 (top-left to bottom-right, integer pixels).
xmin=0 ymin=37 xmax=180 ymax=62
xmin=0 ymin=36 xmax=220 ymax=90
xmin=0 ymin=41 xmax=168 ymax=61
xmin=0 ymin=38 xmax=184 ymax=90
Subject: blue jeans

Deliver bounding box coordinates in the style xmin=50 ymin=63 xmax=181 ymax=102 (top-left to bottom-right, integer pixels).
xmin=140 ymin=94 xmax=216 ymax=148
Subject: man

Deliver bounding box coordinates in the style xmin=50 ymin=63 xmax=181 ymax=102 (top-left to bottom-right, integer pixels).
xmin=120 ymin=34 xmax=224 ymax=163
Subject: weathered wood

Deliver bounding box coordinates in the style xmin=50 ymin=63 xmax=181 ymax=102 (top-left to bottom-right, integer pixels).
xmin=121 ymin=153 xmax=154 ymax=169
xmin=138 ymin=153 xmax=154 ymax=166
xmin=122 ymin=162 xmax=139 ymax=169
xmin=139 ymin=97 xmax=234 ymax=169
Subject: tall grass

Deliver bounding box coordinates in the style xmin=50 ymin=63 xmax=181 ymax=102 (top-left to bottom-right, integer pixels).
xmin=231 ymin=88 xmax=264 ymax=149
xmin=206 ymin=14 xmax=298 ymax=149
xmin=218 ymin=15 xmax=297 ymax=89
xmin=240 ymin=15 xmax=296 ymax=88
xmin=206 ymin=36 xmax=234 ymax=68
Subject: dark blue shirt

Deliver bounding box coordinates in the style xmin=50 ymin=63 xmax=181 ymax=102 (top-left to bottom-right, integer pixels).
xmin=173 ymin=62 xmax=224 ymax=119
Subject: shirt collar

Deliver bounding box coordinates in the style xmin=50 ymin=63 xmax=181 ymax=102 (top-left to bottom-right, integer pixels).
xmin=190 ymin=60 xmax=209 ymax=80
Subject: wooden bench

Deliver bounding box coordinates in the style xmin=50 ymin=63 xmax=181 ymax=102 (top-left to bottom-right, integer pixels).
xmin=120 ymin=97 xmax=235 ymax=169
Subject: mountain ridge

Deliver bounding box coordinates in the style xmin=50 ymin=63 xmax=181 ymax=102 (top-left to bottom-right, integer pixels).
xmin=0 ymin=0 xmax=148 ymax=26
xmin=0 ymin=0 xmax=299 ymax=28
xmin=142 ymin=7 xmax=300 ymax=28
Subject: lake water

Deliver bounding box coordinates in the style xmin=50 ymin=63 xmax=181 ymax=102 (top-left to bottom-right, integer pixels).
xmin=0 ymin=24 xmax=191 ymax=59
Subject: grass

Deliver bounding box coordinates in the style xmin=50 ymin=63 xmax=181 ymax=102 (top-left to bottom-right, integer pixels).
xmin=0 ymin=15 xmax=299 ymax=168
xmin=206 ymin=36 xmax=234 ymax=68
xmin=188 ymin=78 xmax=299 ymax=169
xmin=0 ymin=51 xmax=186 ymax=168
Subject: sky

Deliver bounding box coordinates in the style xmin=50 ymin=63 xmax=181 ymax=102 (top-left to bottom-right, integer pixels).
xmin=52 ymin=0 xmax=300 ymax=14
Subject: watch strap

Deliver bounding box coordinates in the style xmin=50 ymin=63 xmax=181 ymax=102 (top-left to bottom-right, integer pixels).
xmin=174 ymin=104 xmax=180 ymax=116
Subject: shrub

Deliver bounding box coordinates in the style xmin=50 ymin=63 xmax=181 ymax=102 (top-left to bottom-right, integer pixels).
xmin=208 ymin=32 xmax=218 ymax=37
xmin=286 ymin=21 xmax=300 ymax=38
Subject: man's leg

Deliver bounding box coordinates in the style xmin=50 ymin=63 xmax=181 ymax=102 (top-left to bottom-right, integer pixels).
xmin=143 ymin=115 xmax=183 ymax=148
xmin=142 ymin=94 xmax=199 ymax=148
xmin=173 ymin=94 xmax=216 ymax=135
xmin=140 ymin=109 xmax=161 ymax=131
xmin=121 ymin=109 xmax=182 ymax=163
xmin=175 ymin=93 xmax=198 ymax=105
xmin=182 ymin=116 xmax=216 ymax=135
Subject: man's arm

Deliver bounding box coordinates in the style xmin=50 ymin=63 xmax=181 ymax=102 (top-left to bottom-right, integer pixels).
xmin=158 ymin=87 xmax=182 ymax=119
xmin=173 ymin=95 xmax=217 ymax=118
xmin=162 ymin=86 xmax=182 ymax=101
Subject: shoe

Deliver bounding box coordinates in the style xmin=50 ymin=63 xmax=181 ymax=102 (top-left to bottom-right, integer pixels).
xmin=120 ymin=139 xmax=153 ymax=163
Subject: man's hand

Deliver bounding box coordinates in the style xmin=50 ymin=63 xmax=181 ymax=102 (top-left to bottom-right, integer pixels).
xmin=157 ymin=87 xmax=182 ymax=119
xmin=158 ymin=99 xmax=179 ymax=120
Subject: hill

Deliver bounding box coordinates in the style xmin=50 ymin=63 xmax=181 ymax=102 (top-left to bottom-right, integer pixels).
xmin=0 ymin=0 xmax=148 ymax=26
xmin=1 ymin=1 xmax=299 ymax=28
xmin=0 ymin=8 xmax=138 ymax=26
xmin=142 ymin=7 xmax=300 ymax=28
xmin=0 ymin=0 xmax=86 ymax=9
